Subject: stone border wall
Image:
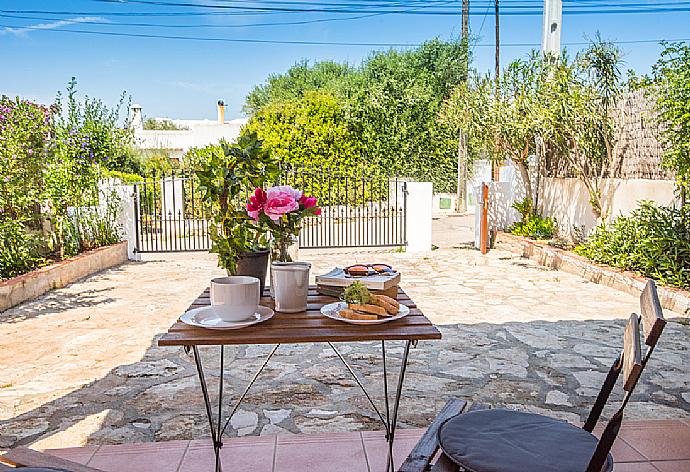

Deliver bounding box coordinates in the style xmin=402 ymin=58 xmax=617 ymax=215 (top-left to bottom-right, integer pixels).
xmin=496 ymin=232 xmax=690 ymax=316
xmin=0 ymin=241 xmax=128 ymax=312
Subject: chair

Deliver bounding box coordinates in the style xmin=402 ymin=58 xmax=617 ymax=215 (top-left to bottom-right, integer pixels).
xmin=400 ymin=279 xmax=667 ymax=472
xmin=0 ymin=447 xmax=104 ymax=471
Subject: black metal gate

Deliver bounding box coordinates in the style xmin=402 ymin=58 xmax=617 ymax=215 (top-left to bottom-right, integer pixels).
xmin=133 ymin=166 xmax=407 ymax=253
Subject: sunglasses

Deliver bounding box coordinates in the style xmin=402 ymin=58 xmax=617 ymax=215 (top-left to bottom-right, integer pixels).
xmin=344 ymin=264 xmax=395 ymax=277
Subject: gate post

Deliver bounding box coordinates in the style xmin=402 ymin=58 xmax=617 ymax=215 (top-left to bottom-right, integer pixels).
xmin=405 ymin=181 xmax=433 ymax=252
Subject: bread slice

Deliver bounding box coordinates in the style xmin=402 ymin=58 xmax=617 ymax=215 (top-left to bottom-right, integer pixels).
xmin=370 ymin=295 xmax=398 ymax=315
xmin=339 ymin=308 xmax=378 ymax=320
xmin=375 ymin=294 xmax=400 ymax=309
xmin=348 ymin=303 xmax=387 ymax=317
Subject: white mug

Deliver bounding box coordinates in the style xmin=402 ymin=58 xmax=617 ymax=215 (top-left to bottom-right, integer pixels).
xmin=210 ymin=276 xmax=260 ymax=322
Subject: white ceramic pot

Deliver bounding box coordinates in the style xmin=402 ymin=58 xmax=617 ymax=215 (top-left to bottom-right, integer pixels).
xmin=271 ymin=262 xmax=311 ymax=313
xmin=210 ymin=276 xmax=260 ymax=321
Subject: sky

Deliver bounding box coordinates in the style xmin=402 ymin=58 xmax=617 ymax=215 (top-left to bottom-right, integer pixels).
xmin=1 ymin=0 xmax=689 ymax=119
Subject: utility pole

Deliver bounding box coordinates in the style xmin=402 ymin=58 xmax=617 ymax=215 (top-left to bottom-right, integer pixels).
xmin=495 ymin=0 xmax=500 ymax=84
xmin=493 ymin=0 xmax=501 ymax=181
xmin=541 ymin=0 xmax=562 ymax=55
xmin=456 ymin=0 xmax=470 ymax=213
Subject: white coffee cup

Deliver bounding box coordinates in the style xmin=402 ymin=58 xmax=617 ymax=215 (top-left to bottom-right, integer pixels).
xmin=210 ymin=276 xmax=260 ymax=322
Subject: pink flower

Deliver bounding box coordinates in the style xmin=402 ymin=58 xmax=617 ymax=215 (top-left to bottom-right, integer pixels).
xmin=247 ymin=187 xmax=267 ymax=221
xmin=299 ymin=195 xmax=317 ymax=209
xmin=264 ymin=186 xmax=300 ymax=221
xmin=271 ymin=185 xmax=302 ymax=201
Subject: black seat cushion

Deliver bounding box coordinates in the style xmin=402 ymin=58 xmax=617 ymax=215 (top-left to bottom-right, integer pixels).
xmin=437 ymin=409 xmax=613 ymax=472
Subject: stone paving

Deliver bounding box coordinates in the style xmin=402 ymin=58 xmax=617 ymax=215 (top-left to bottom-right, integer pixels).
xmin=1 ymin=241 xmax=689 ymax=450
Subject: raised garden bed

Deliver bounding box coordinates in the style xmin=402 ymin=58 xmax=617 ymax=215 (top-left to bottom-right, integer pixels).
xmin=0 ymin=241 xmax=128 ymax=312
xmin=496 ymin=232 xmax=690 ymax=315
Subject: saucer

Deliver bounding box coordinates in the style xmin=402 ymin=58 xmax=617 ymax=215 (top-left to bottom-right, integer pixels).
xmin=180 ymin=305 xmax=274 ymax=330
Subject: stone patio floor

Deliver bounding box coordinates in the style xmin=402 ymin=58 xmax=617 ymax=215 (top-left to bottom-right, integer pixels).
xmin=1 ymin=244 xmax=689 ymax=450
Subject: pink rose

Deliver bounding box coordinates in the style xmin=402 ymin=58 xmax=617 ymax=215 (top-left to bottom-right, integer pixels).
xmin=299 ymin=195 xmax=317 ymax=209
xmin=247 ymin=187 xmax=267 ymax=221
xmin=264 ymin=187 xmax=299 ymax=221
xmin=270 ymin=185 xmax=302 ymax=201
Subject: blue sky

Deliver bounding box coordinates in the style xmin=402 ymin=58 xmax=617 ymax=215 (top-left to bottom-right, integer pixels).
xmin=2 ymin=0 xmax=689 ymax=119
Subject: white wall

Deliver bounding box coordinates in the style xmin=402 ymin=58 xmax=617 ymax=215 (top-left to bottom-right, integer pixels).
xmin=539 ymin=177 xmax=677 ymax=235
xmin=134 ymin=118 xmax=246 ymax=158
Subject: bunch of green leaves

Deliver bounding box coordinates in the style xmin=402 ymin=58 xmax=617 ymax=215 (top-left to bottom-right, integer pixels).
xmin=343 ymin=281 xmax=371 ymax=304
xmin=510 ymin=215 xmax=558 ymax=240
xmin=575 ymin=201 xmax=690 ymax=289
xmin=509 ymin=198 xmax=558 ymax=239
xmin=196 ymin=132 xmax=280 ymax=273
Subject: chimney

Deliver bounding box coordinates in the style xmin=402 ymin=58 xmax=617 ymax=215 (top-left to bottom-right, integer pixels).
xmin=217 ymin=100 xmax=225 ymax=125
xmin=129 ymin=103 xmax=144 ymax=131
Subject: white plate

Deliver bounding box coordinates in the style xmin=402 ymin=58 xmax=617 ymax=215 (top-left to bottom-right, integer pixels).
xmin=320 ymin=301 xmax=410 ymax=325
xmin=180 ymin=305 xmax=274 ymax=330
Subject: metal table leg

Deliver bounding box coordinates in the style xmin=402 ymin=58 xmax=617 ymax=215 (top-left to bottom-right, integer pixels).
xmin=191 ymin=344 xmax=280 ymax=472
xmin=329 ymin=339 xmax=415 ymax=472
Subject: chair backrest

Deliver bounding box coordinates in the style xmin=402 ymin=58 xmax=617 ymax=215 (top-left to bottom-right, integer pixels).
xmin=584 ymin=279 xmax=667 ymax=472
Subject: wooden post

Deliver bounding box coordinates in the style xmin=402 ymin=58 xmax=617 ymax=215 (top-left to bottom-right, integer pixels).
xmin=480 ymin=183 xmax=489 ymax=254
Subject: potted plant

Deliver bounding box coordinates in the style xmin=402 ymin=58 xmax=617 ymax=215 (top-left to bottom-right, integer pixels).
xmin=196 ymin=132 xmax=279 ymax=292
xmin=246 ymin=184 xmax=320 ymax=310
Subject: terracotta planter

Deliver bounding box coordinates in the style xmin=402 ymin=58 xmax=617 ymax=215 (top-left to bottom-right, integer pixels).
xmin=231 ymin=249 xmax=270 ymax=295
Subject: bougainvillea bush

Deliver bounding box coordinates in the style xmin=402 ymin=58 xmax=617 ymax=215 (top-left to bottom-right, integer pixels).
xmin=0 ymin=80 xmax=128 ymax=280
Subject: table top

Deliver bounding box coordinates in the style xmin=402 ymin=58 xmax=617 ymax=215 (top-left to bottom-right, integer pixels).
xmin=158 ymin=286 xmax=441 ymax=346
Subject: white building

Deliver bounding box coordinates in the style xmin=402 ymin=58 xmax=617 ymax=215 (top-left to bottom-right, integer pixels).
xmin=130 ymin=101 xmax=247 ymax=160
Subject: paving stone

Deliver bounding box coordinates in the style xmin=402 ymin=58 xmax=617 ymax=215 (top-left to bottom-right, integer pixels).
xmin=546 ymin=390 xmax=572 ymax=407
xmin=1 ymin=248 xmax=688 ymax=449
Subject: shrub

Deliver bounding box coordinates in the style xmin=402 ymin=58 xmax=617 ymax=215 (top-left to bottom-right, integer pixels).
xmin=103 ymin=169 xmax=146 ymax=185
xmin=575 ymin=201 xmax=690 ymax=289
xmin=0 ymin=219 xmax=45 ymax=280
xmin=509 ymin=197 xmax=558 ymax=240
xmin=510 ymin=215 xmax=558 ymax=240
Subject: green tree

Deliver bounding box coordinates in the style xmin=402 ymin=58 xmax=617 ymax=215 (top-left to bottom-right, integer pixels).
xmin=244 ymin=90 xmax=363 ymax=168
xmin=647 ymin=41 xmax=690 ymax=204
xmin=244 ymin=60 xmax=351 ymax=115
xmin=543 ymin=38 xmax=624 ymax=220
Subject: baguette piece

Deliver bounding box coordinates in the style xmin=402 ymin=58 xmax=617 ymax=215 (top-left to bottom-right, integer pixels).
xmin=374 ymin=294 xmax=400 ymax=309
xmin=339 ymin=308 xmax=378 ymax=320
xmin=348 ymin=303 xmax=387 ymax=317
xmin=370 ymin=295 xmax=399 ymax=315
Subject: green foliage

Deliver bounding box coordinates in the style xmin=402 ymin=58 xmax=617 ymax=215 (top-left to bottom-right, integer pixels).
xmin=244 ymin=60 xmax=351 ymax=115
xmin=0 ymin=79 xmax=126 ymax=279
xmin=343 ymin=281 xmax=371 ymax=304
xmin=510 ymin=215 xmax=558 ymax=240
xmin=0 ymin=96 xmax=52 ymax=223
xmin=575 ymin=201 xmax=690 ymax=289
xmin=244 ymin=90 xmax=362 ymax=168
xmin=0 ymin=219 xmax=46 ymax=280
xmin=244 ymin=39 xmax=469 ymax=192
xmin=646 ymin=41 xmax=690 ymax=201
xmin=62 ymin=193 xmax=123 ymax=257
xmin=183 ymin=143 xmax=224 ymax=171
xmin=509 ymin=197 xmax=558 ymax=240
xmin=143 ymin=118 xmax=188 ymax=131
xmin=103 ymin=169 xmax=146 ymax=184
xmin=196 ymin=133 xmax=280 ymax=273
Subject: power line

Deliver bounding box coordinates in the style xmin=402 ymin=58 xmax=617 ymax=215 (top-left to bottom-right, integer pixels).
xmin=2 ymin=22 xmax=687 ymax=47
xmin=5 ymin=2 xmax=690 ymax=17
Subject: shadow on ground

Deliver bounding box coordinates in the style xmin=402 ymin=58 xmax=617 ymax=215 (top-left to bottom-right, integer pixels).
xmin=1 ymin=316 xmax=688 ymax=449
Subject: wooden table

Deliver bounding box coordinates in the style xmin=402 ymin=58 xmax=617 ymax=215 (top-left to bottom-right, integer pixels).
xmin=159 ymin=286 xmax=441 ymax=472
